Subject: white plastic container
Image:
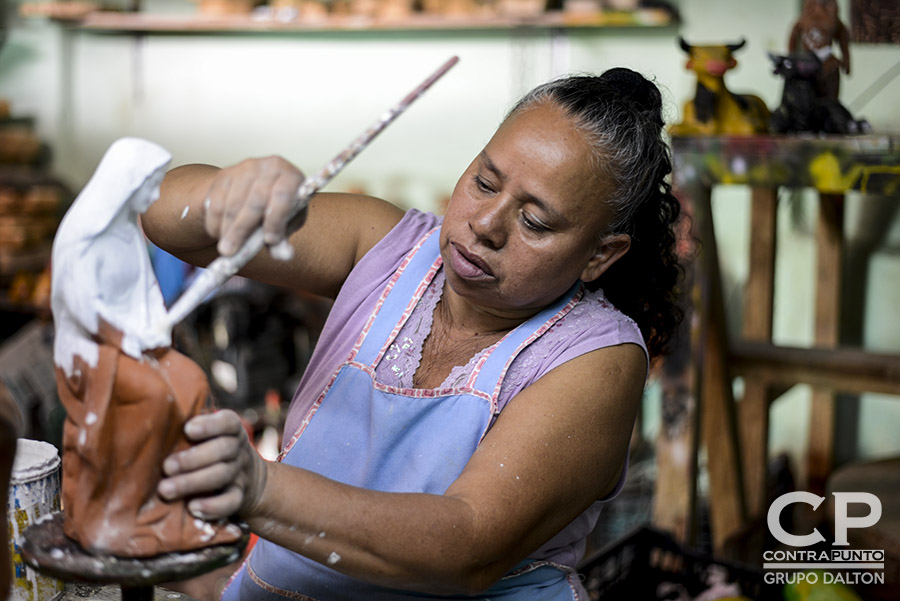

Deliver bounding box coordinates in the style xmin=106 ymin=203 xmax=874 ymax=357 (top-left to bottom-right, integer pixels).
xmin=7 ymin=439 xmax=64 ymax=601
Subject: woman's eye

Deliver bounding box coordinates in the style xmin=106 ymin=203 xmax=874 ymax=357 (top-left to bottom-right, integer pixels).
xmin=521 ymin=213 xmax=548 ymax=233
xmin=473 ymin=175 xmax=495 ymax=194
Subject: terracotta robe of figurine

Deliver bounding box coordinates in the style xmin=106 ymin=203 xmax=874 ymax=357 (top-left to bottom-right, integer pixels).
xmin=57 ymin=345 xmax=242 ymax=557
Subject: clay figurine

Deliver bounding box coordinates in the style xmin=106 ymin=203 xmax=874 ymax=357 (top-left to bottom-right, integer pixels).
xmin=669 ymin=37 xmax=770 ymax=136
xmin=51 ymin=137 xmax=242 ymax=557
xmin=768 ymin=51 xmax=870 ymax=135
xmin=789 ymin=0 xmax=850 ymax=100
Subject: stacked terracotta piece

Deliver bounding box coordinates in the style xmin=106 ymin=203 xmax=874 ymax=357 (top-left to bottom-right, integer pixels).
xmin=0 ymin=102 xmax=67 ymax=310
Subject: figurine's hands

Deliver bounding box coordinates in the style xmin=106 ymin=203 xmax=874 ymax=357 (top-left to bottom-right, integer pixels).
xmin=158 ymin=410 xmax=267 ymax=520
xmin=204 ymin=156 xmax=307 ymax=258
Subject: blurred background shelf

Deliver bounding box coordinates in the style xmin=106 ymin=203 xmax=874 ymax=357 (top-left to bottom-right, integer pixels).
xmin=49 ymin=8 xmax=677 ymax=34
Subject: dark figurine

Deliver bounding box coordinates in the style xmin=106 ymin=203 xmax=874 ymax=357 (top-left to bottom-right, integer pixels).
xmin=768 ymin=51 xmax=870 ymax=135
xmin=669 ymin=37 xmax=770 ymax=136
xmin=789 ymin=0 xmax=850 ymax=100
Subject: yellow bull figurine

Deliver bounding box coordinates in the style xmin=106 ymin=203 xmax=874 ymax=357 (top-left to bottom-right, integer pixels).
xmin=670 ymin=37 xmax=770 ymax=136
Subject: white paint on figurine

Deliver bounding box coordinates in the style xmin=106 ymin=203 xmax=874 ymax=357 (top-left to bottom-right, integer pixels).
xmin=51 ymin=137 xmax=173 ymax=376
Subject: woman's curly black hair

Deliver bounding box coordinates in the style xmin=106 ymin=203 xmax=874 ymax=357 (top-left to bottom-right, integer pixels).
xmin=509 ymin=69 xmax=684 ymax=358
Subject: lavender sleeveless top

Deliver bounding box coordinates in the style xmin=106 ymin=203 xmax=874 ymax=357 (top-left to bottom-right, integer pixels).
xmin=282 ymin=209 xmax=647 ymax=569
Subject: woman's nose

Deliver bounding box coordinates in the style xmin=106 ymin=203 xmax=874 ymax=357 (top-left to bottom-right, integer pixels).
xmin=469 ymin=198 xmax=508 ymax=250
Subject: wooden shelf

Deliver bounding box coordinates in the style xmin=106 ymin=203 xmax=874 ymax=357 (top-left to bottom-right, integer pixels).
xmin=69 ymin=8 xmax=676 ymax=34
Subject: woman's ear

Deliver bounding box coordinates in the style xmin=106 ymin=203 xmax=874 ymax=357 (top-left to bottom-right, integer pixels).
xmin=580 ymin=233 xmax=631 ymax=283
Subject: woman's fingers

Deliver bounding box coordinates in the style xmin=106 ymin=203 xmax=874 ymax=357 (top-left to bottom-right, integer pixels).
xmin=263 ymin=165 xmax=306 ymax=246
xmin=183 ymin=410 xmax=245 ymax=444
xmin=157 ymin=409 xmax=266 ymax=520
xmin=159 ymin=457 xmax=241 ymax=502
xmin=203 ymin=157 xmax=306 ymax=257
xmin=188 ymin=485 xmax=245 ymax=520
xmin=217 ymin=173 xmax=257 ymax=256
xmin=162 ymin=411 xmax=243 ymax=478
xmin=163 ymin=434 xmax=241 ymax=477
xmin=203 ymin=175 xmax=228 ymax=242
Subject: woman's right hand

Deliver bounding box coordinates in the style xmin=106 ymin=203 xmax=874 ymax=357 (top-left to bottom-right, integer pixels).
xmin=203 ymin=156 xmax=307 ymax=258
xmin=158 ymin=409 xmax=268 ymax=520
xmin=147 ymin=157 xmax=403 ymax=298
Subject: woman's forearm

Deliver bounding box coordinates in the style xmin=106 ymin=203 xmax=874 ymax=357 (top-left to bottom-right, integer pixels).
xmin=245 ymin=461 xmax=508 ymax=596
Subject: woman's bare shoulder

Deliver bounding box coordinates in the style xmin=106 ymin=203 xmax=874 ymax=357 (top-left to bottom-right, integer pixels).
xmin=316 ymin=193 xmax=406 ymax=265
xmin=242 ymin=193 xmax=405 ymax=298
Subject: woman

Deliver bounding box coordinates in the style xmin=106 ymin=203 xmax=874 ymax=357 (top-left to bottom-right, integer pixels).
xmin=144 ymin=68 xmax=682 ymax=599
xmin=51 ymin=137 xmax=242 ymax=556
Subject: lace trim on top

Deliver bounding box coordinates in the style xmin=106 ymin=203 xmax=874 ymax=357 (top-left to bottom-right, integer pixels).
xmin=374 ymin=269 xmax=490 ymax=390
xmin=373 ymin=267 xmax=641 ymax=401
xmin=375 ymin=268 xmax=442 ymax=387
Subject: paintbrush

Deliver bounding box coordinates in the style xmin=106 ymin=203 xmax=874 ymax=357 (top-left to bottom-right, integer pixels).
xmin=162 ymin=55 xmax=460 ymax=332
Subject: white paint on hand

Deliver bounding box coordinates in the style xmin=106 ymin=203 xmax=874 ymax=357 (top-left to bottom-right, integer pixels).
xmin=85 ymin=411 xmax=98 ymax=425
xmin=327 ymin=552 xmax=341 ymax=565
xmin=181 ymin=205 xmax=190 ymax=219
xmin=269 ymin=239 xmax=294 ymax=261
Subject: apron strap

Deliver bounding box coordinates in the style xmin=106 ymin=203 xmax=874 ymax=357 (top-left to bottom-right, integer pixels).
xmin=469 ymin=281 xmax=583 ymax=401
xmin=352 ymin=227 xmax=442 ymax=367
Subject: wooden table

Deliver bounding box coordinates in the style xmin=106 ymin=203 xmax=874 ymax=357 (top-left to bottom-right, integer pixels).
xmin=654 ymin=134 xmax=900 ymax=552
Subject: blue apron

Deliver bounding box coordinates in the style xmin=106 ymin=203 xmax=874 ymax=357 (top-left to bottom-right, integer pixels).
xmin=222 ymin=228 xmax=584 ymax=600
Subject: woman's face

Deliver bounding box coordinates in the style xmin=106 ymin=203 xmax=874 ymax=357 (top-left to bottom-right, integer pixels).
xmin=440 ymin=102 xmax=629 ymax=316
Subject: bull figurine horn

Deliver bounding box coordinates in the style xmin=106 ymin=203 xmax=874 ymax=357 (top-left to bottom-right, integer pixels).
xmin=726 ymin=38 xmax=747 ymax=52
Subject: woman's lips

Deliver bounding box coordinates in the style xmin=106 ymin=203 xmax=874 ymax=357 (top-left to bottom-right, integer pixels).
xmin=448 ymin=242 xmax=494 ymax=280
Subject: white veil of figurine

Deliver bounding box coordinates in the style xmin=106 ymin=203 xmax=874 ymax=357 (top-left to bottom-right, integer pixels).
xmin=51 ymin=137 xmax=173 ymax=376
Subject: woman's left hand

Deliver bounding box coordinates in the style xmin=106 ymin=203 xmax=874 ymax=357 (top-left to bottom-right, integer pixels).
xmin=158 ymin=410 xmax=267 ymax=520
